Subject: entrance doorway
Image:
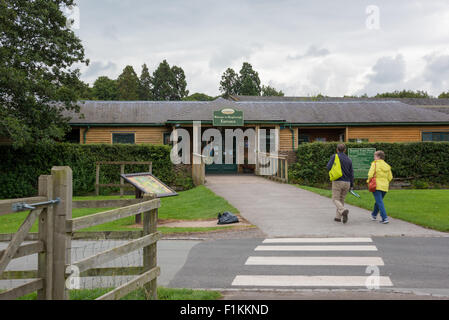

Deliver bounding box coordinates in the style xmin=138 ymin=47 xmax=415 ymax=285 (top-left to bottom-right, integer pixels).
xmin=205 ymin=127 xmax=238 ymax=174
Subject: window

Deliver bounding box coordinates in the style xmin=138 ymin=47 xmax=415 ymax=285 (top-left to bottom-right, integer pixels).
xmin=112 ymin=133 xmax=135 ymax=144
xmin=422 ymin=132 xmax=449 ymax=142
xmin=163 ymin=132 xmax=172 ymax=145
xmin=298 ymin=134 xmax=309 ymax=144
xmin=349 ymin=138 xmax=369 ymax=143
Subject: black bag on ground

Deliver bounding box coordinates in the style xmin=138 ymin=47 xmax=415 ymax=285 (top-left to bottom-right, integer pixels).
xmin=217 ymin=211 xmax=239 ymax=225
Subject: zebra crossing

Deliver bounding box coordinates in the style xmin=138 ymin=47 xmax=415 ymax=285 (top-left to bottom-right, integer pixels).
xmin=231 ymin=237 xmax=393 ymax=288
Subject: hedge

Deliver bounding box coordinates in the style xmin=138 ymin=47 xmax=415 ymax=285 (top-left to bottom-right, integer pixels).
xmin=0 ymin=143 xmax=193 ymax=199
xmin=289 ymin=142 xmax=449 ymax=188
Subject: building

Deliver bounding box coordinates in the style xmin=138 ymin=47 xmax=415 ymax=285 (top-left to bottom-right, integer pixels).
xmin=66 ymin=97 xmax=449 ymax=174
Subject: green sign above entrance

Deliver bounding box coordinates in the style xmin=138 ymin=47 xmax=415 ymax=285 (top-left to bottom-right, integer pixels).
xmin=213 ymin=108 xmax=244 ymax=126
xmin=348 ymin=148 xmax=376 ymax=179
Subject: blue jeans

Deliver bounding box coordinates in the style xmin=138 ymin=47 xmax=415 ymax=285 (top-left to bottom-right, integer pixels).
xmin=372 ymin=190 xmax=388 ymax=221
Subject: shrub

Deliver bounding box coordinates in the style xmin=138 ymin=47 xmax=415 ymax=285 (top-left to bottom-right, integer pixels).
xmin=289 ymin=142 xmax=449 ymax=188
xmin=0 ymin=143 xmax=193 ymax=199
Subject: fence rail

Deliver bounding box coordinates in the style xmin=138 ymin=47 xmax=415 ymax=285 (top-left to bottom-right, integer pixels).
xmin=0 ymin=166 xmax=161 ymax=300
xmin=0 ymin=196 xmax=48 ymax=216
xmin=0 ymin=173 xmax=59 ymax=300
xmin=67 ymin=191 xmax=160 ymax=300
xmin=257 ymin=152 xmax=289 ymax=183
xmin=95 ymin=161 xmax=152 ymax=196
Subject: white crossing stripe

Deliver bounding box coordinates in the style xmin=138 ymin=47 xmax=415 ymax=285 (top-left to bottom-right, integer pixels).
xmin=245 ymin=256 xmax=385 ymax=266
xmin=255 ymin=245 xmax=378 ymax=251
xmin=232 ymin=275 xmax=393 ymax=287
xmin=263 ymin=238 xmax=373 ymax=243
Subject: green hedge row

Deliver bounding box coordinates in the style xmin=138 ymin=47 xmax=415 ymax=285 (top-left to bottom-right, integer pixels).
xmin=289 ymin=142 xmax=449 ymax=188
xmin=0 ymin=143 xmax=193 ymax=199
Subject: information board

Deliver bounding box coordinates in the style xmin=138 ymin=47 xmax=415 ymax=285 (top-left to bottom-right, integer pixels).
xmin=348 ymin=148 xmax=376 ymax=179
xmin=121 ymin=173 xmax=178 ymax=198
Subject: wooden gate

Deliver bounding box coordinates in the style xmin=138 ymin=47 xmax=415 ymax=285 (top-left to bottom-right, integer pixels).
xmin=0 ymin=166 xmax=161 ymax=300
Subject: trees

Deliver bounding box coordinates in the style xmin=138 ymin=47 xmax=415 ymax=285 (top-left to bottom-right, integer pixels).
xmin=117 ymin=65 xmax=140 ymax=100
xmin=238 ymin=62 xmax=261 ymax=96
xmin=0 ymin=0 xmax=88 ymax=147
xmin=151 ymin=60 xmax=189 ymax=101
xmin=219 ymin=68 xmax=240 ymax=98
xmin=438 ymin=92 xmax=449 ymax=99
xmin=374 ymin=90 xmax=430 ymax=98
xmin=262 ymin=85 xmax=284 ymax=97
xmin=92 ymin=76 xmax=118 ymax=100
xmin=219 ymin=62 xmax=283 ymax=97
xmin=183 ymin=93 xmax=215 ymax=101
xmin=171 ymin=65 xmax=189 ymax=100
xmin=139 ymin=63 xmax=153 ymax=100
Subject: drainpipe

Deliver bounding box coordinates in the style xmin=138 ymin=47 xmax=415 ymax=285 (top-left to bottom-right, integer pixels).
xmin=83 ymin=125 xmax=90 ymax=144
xmin=288 ymin=124 xmax=295 ymax=150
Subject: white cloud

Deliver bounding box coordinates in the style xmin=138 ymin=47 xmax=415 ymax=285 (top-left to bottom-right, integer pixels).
xmin=75 ymin=0 xmax=449 ymax=96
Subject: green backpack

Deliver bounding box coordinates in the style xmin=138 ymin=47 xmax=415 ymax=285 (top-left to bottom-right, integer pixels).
xmin=329 ymin=154 xmax=343 ymax=181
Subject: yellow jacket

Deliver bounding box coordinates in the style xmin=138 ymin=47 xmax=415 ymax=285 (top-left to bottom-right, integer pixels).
xmin=366 ymin=160 xmax=393 ymax=192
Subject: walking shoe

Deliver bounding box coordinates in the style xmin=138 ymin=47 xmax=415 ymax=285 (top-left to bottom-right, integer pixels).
xmin=380 ymin=219 xmax=389 ymax=224
xmin=371 ymin=215 xmax=377 ymax=221
xmin=334 ymin=218 xmax=341 ymax=222
xmin=342 ymin=209 xmax=349 ymax=224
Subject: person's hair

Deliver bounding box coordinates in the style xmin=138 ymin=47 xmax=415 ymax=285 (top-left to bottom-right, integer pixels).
xmin=375 ymin=150 xmax=385 ymax=160
xmin=336 ymin=144 xmax=346 ymax=153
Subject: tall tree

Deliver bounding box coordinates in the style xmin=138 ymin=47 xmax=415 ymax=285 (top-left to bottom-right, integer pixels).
xmin=261 ymin=85 xmax=284 ymax=97
xmin=151 ymin=60 xmax=189 ymax=101
xmin=171 ymin=65 xmax=189 ymax=100
xmin=219 ymin=68 xmax=239 ymax=98
xmin=151 ymin=60 xmax=174 ymax=101
xmin=238 ymin=62 xmax=261 ymax=96
xmin=92 ymin=76 xmax=118 ymax=100
xmin=117 ymin=65 xmax=140 ymax=100
xmin=0 ymin=0 xmax=88 ymax=147
xmin=139 ymin=63 xmax=153 ymax=100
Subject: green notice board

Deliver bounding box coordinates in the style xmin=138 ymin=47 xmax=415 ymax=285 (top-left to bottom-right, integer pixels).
xmin=213 ymin=108 xmax=244 ymax=126
xmin=348 ymin=148 xmax=376 ymax=179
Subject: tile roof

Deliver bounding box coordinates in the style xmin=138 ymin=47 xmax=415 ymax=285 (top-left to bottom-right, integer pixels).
xmin=67 ymin=98 xmax=449 ymax=125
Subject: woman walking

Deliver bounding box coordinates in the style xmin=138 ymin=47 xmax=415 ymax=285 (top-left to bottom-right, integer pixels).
xmin=367 ymin=150 xmax=393 ymax=224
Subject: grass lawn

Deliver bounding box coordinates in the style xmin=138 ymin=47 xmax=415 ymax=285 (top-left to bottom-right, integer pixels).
xmin=298 ymin=185 xmax=449 ymax=232
xmin=9 ymin=287 xmax=222 ymax=300
xmin=0 ymin=186 xmax=240 ymax=234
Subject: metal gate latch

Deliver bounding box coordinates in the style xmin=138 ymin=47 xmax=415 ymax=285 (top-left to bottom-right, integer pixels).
xmin=12 ymin=198 xmax=61 ymax=212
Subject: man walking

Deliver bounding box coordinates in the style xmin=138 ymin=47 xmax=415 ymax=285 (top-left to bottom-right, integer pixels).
xmin=326 ymin=143 xmax=354 ymax=224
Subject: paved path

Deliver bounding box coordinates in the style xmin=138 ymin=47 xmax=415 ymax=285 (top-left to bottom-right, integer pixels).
xmin=205 ymin=174 xmax=447 ymax=238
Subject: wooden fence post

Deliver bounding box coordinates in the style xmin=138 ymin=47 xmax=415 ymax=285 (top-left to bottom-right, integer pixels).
xmin=143 ymin=205 xmax=158 ymax=300
xmin=37 ymin=175 xmax=54 ymax=300
xmin=51 ymin=166 xmax=72 ymax=300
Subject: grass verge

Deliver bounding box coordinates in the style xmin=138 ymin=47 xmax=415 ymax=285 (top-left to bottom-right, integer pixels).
xmin=297 ymin=185 xmax=449 ymax=232
xmin=10 ymin=287 xmax=222 ymax=300
xmin=0 ymin=186 xmax=240 ymax=234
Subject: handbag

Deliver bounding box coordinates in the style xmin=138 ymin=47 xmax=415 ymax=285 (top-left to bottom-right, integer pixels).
xmin=329 ymin=154 xmax=343 ymax=181
xmin=368 ymin=162 xmax=377 ymax=192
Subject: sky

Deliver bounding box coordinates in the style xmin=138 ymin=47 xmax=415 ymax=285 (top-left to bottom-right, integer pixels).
xmin=72 ymin=0 xmax=449 ymax=97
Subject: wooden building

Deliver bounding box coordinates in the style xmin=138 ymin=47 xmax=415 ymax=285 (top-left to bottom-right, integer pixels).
xmin=66 ymin=97 xmax=449 ymax=174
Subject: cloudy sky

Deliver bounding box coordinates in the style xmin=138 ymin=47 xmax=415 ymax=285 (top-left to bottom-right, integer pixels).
xmin=73 ymin=0 xmax=449 ymax=97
